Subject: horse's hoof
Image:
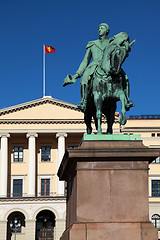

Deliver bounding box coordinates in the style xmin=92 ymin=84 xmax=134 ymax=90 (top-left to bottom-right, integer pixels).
xmin=107 ymin=132 xmax=112 ymax=135
xmin=125 ymin=102 xmax=135 ymax=111
xmin=120 ymin=115 xmax=127 ymax=125
xmin=97 ymin=132 xmax=102 ymax=135
xmin=87 ymin=128 xmax=92 ymax=134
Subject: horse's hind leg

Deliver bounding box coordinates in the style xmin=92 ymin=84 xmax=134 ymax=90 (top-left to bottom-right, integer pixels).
xmin=93 ymin=111 xmax=98 ymax=131
xmin=105 ymin=102 xmax=116 ymax=134
xmin=84 ymin=111 xmax=92 ymax=134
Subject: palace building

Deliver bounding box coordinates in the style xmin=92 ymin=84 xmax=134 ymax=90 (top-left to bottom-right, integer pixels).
xmin=0 ymin=96 xmax=160 ymax=240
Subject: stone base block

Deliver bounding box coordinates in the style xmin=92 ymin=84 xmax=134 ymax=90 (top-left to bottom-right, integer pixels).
xmin=60 ymin=222 xmax=158 ymax=240
xmin=58 ymin=140 xmax=160 ymax=240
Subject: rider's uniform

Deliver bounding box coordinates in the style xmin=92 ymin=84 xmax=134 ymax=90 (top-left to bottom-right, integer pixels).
xmin=76 ymin=39 xmax=109 ymax=84
xmin=76 ymin=39 xmax=109 ymax=110
xmin=76 ymin=38 xmax=134 ymax=111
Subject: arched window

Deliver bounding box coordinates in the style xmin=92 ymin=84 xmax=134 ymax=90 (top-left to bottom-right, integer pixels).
xmin=151 ymin=214 xmax=160 ymax=230
xmin=7 ymin=211 xmax=25 ymax=240
xmin=36 ymin=210 xmax=55 ymax=240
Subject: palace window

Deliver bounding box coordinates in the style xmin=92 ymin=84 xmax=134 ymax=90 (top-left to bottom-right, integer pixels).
xmin=41 ymin=179 xmax=50 ymax=197
xmin=152 ymin=180 xmax=160 ymax=197
xmin=13 ymin=146 xmax=24 ymax=162
xmin=41 ymin=146 xmax=51 ymax=162
xmin=151 ymin=214 xmax=160 ymax=230
xmin=13 ymin=179 xmax=23 ymax=197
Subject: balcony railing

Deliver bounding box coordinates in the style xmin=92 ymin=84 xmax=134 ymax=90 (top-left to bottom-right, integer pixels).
xmin=129 ymin=114 xmax=160 ymax=119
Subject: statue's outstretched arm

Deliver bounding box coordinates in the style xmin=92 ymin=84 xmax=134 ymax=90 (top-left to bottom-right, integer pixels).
xmin=63 ymin=48 xmax=92 ymax=87
xmin=76 ymin=48 xmax=92 ymax=77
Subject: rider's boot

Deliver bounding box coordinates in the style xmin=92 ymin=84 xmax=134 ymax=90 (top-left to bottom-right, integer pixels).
xmin=77 ymin=99 xmax=87 ymax=112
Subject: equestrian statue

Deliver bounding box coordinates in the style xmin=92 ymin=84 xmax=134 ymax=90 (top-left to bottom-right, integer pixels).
xmin=63 ymin=23 xmax=135 ymax=134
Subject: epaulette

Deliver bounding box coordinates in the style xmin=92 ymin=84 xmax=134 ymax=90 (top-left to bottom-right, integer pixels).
xmin=86 ymin=41 xmax=95 ymax=49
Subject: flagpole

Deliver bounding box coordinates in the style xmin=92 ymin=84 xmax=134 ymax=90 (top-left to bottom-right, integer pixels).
xmin=43 ymin=44 xmax=45 ymax=97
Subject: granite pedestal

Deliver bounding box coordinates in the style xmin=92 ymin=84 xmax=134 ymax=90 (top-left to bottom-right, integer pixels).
xmin=58 ymin=135 xmax=160 ymax=240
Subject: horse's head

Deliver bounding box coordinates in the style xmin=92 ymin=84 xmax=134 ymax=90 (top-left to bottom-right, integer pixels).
xmin=113 ymin=32 xmax=129 ymax=46
xmin=113 ymin=32 xmax=135 ymax=52
xmin=101 ymin=32 xmax=135 ymax=75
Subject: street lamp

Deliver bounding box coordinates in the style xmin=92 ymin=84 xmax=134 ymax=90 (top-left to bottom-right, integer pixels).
xmin=44 ymin=216 xmax=48 ymax=223
xmin=10 ymin=217 xmax=21 ymax=240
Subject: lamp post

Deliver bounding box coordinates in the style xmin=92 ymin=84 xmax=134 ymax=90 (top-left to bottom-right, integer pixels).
xmin=10 ymin=218 xmax=21 ymax=240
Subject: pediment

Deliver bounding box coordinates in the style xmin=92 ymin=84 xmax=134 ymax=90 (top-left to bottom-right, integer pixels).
xmin=0 ymin=97 xmax=83 ymax=120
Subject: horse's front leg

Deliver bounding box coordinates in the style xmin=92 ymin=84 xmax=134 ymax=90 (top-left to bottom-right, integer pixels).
xmin=119 ymin=93 xmax=127 ymax=125
xmin=93 ymin=92 xmax=103 ymax=134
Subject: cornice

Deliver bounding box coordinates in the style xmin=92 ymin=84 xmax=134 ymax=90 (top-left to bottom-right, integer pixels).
xmin=0 ymin=116 xmax=120 ymax=125
xmin=121 ymin=127 xmax=160 ymax=132
xmin=0 ymin=119 xmax=85 ymax=124
xmin=0 ymin=97 xmax=80 ymax=116
xmin=0 ymin=196 xmax=66 ymax=203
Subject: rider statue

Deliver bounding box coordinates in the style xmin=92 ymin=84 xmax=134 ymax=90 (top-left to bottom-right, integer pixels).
xmin=63 ymin=23 xmax=134 ymax=112
xmin=63 ymin=23 xmax=110 ymax=111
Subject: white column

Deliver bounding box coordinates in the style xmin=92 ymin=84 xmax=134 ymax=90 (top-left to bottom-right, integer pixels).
xmin=0 ymin=221 xmax=7 ymax=240
xmin=0 ymin=133 xmax=10 ymax=197
xmin=55 ymin=219 xmax=66 ymax=240
xmin=26 ymin=133 xmax=38 ymax=197
xmin=56 ymin=132 xmax=67 ymax=196
xmin=25 ymin=220 xmax=36 ymax=240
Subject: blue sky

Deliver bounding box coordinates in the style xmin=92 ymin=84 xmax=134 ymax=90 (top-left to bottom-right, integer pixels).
xmin=0 ymin=0 xmax=160 ymax=117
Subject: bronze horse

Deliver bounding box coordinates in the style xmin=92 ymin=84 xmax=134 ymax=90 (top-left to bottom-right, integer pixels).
xmin=84 ymin=32 xmax=135 ymax=134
